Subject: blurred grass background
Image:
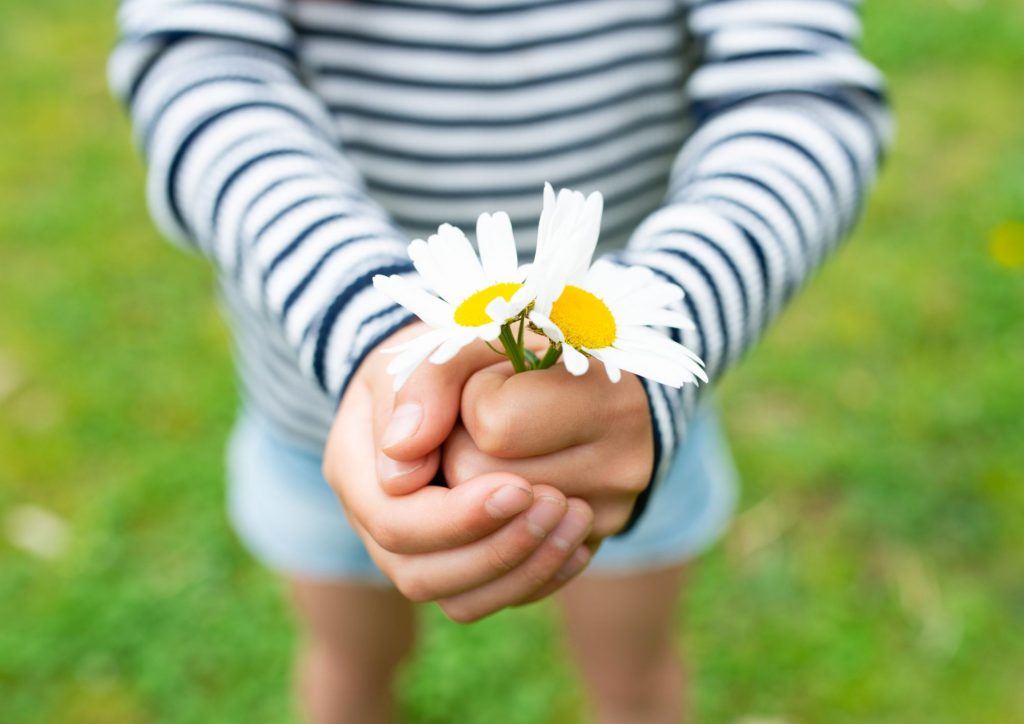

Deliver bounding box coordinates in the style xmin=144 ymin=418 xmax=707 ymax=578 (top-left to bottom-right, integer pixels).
xmin=1 ymin=0 xmax=1023 ymax=721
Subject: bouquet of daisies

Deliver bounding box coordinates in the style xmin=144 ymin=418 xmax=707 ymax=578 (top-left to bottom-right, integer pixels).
xmin=373 ymin=184 xmax=707 ymax=390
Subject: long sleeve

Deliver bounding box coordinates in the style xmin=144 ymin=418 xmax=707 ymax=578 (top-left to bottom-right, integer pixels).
xmin=108 ymin=0 xmax=415 ymax=401
xmin=612 ymin=0 xmax=892 ymax=526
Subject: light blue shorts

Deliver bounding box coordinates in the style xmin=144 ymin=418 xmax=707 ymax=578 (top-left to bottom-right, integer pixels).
xmin=226 ymin=402 xmax=739 ymax=583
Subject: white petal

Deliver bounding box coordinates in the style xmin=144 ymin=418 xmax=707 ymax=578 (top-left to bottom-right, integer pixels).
xmin=373 ymin=274 xmax=453 ymax=328
xmin=407 ymin=239 xmax=465 ymax=305
xmin=429 ymin=328 xmax=478 ymax=365
xmin=591 ymin=264 xmax=657 ymax=302
xmin=475 ymin=322 xmax=502 ymax=341
xmin=613 ymin=308 xmax=696 ymax=331
xmin=612 ymin=280 xmax=684 ymax=311
xmin=383 ymin=326 xmax=448 ymax=360
xmin=428 ymin=223 xmax=486 ymax=296
xmin=379 ymin=331 xmax=430 ymax=357
xmin=625 ymin=338 xmax=708 ymax=385
xmin=568 ymin=190 xmax=604 ymax=282
xmin=588 ymin=348 xmax=622 ymax=383
xmin=616 ymin=326 xmax=707 ymax=370
xmin=485 ymin=282 xmax=535 ymax=322
xmin=529 ymin=270 xmax=564 ymax=315
xmin=382 ymin=328 xmax=452 ymax=389
xmin=580 ymin=259 xmax=625 ymax=298
xmin=562 ymin=344 xmax=589 ymax=376
xmin=391 ymin=364 xmax=418 ymax=392
xmin=485 ymin=297 xmax=516 ymax=323
xmin=536 ymin=182 xmax=557 ymax=257
xmin=594 ymin=346 xmax=693 ymax=388
xmin=476 ymin=211 xmax=518 ymax=281
xmin=528 ymin=310 xmax=564 ymax=343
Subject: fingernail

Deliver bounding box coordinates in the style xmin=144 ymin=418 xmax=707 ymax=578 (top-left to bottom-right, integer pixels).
xmin=555 ymin=546 xmax=592 ymax=582
xmin=550 ymin=507 xmax=591 ymax=551
xmin=485 ymin=485 xmax=533 ymax=519
xmin=382 ymin=403 xmax=422 ymax=448
xmin=378 ymin=453 xmax=424 ymax=482
xmin=526 ymin=496 xmax=567 ymax=538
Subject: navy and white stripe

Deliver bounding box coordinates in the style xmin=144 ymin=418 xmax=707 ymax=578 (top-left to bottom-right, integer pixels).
xmin=110 ymin=0 xmax=891 ymax=518
xmin=613 ymin=0 xmax=891 ymax=501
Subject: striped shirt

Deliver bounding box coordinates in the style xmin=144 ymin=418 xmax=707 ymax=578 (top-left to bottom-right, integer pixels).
xmin=109 ymin=0 xmax=891 ymax=525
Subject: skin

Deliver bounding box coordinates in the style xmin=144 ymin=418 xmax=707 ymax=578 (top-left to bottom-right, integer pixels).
xmin=377 ymin=323 xmax=658 ymax=551
xmin=322 ymin=320 xmax=658 ymax=618
xmin=286 ymin=565 xmax=689 ymax=724
xmin=308 ymin=322 xmax=685 ymax=722
xmin=322 ymin=322 xmax=599 ymax=622
xmin=440 ymin=353 xmax=657 ymax=549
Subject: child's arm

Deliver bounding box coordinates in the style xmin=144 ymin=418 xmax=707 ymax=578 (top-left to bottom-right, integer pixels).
xmin=606 ymin=0 xmax=892 ymax=526
xmin=391 ymin=0 xmax=892 ymax=543
xmin=111 ymin=1 xmax=593 ymax=614
xmin=109 ymin=0 xmax=413 ymax=403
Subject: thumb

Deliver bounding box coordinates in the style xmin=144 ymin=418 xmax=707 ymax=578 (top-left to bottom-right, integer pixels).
xmin=375 ymin=334 xmax=503 ymax=463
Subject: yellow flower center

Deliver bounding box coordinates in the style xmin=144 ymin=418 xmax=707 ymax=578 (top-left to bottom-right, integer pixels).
xmin=549 ymin=285 xmax=617 ymax=349
xmin=454 ymin=282 xmax=523 ymax=327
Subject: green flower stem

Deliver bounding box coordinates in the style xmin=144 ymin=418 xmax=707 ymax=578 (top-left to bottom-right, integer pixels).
xmin=498 ymin=323 xmax=528 ymax=373
xmin=484 ymin=341 xmax=504 ymax=357
xmin=536 ymin=342 xmax=563 ymax=370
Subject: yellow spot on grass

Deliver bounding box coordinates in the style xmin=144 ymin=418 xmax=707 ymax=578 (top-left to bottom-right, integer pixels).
xmin=550 ymin=285 xmax=617 ymax=349
xmin=454 ymin=283 xmax=522 ymax=327
xmin=989 ymin=221 xmax=1024 ymax=269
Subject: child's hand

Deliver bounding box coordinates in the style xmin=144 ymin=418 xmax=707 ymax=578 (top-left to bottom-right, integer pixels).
xmin=323 ymin=323 xmax=595 ymax=622
xmin=441 ymin=361 xmax=655 ymax=550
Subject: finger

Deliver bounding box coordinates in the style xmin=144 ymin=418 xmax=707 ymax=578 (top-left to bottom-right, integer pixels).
xmin=516 ymin=545 xmax=593 ymax=605
xmin=376 ymin=447 xmax=443 ymax=496
xmin=437 ymin=499 xmax=594 ymax=623
xmin=587 ymin=498 xmax=639 ymax=542
xmin=443 ymin=425 xmax=651 ymax=500
xmin=461 ymin=362 xmax=647 ymax=458
xmin=354 ymin=471 xmax=542 ymax=555
xmin=379 ymin=486 xmax=570 ymax=602
xmin=326 ymin=384 xmax=537 ymax=554
xmin=375 ymin=335 xmax=505 ymax=465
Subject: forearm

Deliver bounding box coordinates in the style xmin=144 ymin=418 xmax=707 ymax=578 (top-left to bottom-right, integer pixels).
xmin=611 ymin=0 xmax=892 ymax=521
xmin=109 ymin=0 xmax=416 ymax=398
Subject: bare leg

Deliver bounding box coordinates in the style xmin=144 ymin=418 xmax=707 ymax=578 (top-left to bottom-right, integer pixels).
xmin=556 ymin=564 xmax=688 ymax=724
xmin=288 ymin=577 xmax=416 ymax=724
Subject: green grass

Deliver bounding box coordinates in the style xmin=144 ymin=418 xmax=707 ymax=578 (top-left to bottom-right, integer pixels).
xmin=1 ymin=0 xmax=1023 ymax=721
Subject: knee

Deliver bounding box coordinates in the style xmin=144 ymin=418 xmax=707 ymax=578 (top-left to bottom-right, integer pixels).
xmin=315 ymin=627 xmax=413 ymax=680
xmin=579 ymin=646 xmax=683 ymax=712
xmin=300 ymin=635 xmax=411 ymax=698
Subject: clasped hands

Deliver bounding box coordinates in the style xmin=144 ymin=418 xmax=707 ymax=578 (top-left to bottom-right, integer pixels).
xmin=323 ymin=323 xmax=655 ymax=623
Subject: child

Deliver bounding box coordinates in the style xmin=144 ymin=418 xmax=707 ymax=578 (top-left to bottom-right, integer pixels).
xmin=110 ymin=0 xmax=890 ymax=720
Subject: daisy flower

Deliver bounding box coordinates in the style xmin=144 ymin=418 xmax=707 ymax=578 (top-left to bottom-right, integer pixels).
xmin=523 ymin=184 xmax=708 ymax=388
xmin=373 ymin=212 xmax=523 ymax=389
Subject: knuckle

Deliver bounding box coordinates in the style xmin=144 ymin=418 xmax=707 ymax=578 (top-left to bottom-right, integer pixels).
xmin=394 ymin=569 xmax=433 ymax=603
xmin=532 ymin=484 xmax=567 ymax=505
xmin=443 ymin=448 xmax=483 ymax=487
xmin=439 ymin=600 xmax=482 ymax=625
xmin=519 ymin=559 xmax=554 ymax=590
xmin=592 ymin=503 xmax=632 ymax=540
xmin=366 ymin=512 xmax=401 ymax=552
xmin=471 ymin=414 xmax=514 ymax=457
xmin=485 ymin=540 xmax=518 ymax=575
xmin=607 ymin=456 xmax=651 ymax=495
